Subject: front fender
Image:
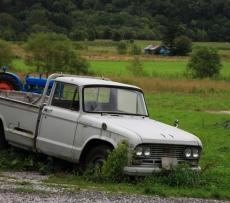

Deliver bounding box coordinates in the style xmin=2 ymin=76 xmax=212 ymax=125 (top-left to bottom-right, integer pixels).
xmin=72 ymin=134 xmax=117 ymax=162
xmin=0 ymin=114 xmax=7 ymax=131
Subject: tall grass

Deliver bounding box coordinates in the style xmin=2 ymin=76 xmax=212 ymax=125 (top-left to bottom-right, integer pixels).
xmin=112 ymin=76 xmax=230 ymax=93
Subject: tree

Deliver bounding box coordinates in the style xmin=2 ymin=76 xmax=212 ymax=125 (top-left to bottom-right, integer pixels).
xmin=69 ymin=29 xmax=87 ymax=41
xmin=162 ymin=21 xmax=192 ymax=56
xmin=117 ymin=42 xmax=127 ymax=55
xmin=162 ymin=22 xmax=181 ymax=52
xmin=126 ymin=56 xmax=146 ymax=76
xmin=173 ymin=35 xmax=192 ymax=56
xmin=26 ymin=32 xmax=89 ymax=75
xmin=187 ymin=47 xmax=222 ymax=78
xmin=130 ymin=43 xmax=141 ymax=55
xmin=0 ymin=39 xmax=13 ymax=68
xmin=112 ymin=31 xmax=122 ymax=41
xmin=0 ymin=0 xmax=230 ymax=41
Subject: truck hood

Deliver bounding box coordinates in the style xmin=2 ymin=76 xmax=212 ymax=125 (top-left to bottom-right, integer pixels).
xmin=80 ymin=114 xmax=202 ymax=146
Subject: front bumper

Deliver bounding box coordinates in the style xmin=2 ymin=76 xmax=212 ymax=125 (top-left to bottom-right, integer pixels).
xmin=123 ymin=166 xmax=201 ymax=176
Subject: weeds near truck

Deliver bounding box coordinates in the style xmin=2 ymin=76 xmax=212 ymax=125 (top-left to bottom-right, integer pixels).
xmin=83 ymin=141 xmax=129 ymax=183
xmin=102 ymin=140 xmax=128 ymax=182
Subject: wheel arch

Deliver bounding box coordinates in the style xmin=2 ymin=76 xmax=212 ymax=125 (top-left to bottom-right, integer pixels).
xmin=0 ymin=116 xmax=6 ymax=132
xmin=0 ymin=117 xmax=6 ymax=138
xmin=79 ymin=138 xmax=115 ymax=164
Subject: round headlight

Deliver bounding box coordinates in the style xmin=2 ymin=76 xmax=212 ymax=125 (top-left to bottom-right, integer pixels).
xmin=135 ymin=147 xmax=143 ymax=156
xmin=184 ymin=148 xmax=192 ymax=158
xmin=192 ymin=148 xmax=199 ymax=158
xmin=144 ymin=147 xmax=151 ymax=156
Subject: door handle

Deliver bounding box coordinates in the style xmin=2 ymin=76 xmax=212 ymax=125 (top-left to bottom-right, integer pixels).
xmin=43 ymin=107 xmax=53 ymax=113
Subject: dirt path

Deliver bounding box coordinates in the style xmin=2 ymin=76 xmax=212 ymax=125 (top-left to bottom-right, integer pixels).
xmin=0 ymin=172 xmax=229 ymax=203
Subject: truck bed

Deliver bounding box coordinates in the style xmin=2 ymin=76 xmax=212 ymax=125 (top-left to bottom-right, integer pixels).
xmin=0 ymin=90 xmax=49 ymax=150
xmin=0 ymin=90 xmax=49 ymax=106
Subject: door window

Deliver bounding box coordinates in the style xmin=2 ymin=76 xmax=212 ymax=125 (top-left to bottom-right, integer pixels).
xmin=51 ymin=82 xmax=79 ymax=111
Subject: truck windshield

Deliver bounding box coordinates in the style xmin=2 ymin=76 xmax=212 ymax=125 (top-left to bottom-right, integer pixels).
xmin=83 ymin=86 xmax=148 ymax=116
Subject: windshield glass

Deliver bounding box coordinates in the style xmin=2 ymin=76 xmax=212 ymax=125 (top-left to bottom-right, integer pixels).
xmin=83 ymin=87 xmax=148 ymax=116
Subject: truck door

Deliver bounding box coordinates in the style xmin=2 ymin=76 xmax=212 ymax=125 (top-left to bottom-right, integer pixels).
xmin=37 ymin=82 xmax=80 ymax=161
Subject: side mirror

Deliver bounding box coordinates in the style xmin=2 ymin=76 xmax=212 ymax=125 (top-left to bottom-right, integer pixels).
xmin=174 ymin=119 xmax=179 ymax=128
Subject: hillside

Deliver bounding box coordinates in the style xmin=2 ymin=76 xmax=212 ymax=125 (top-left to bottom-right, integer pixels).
xmin=0 ymin=0 xmax=229 ymax=41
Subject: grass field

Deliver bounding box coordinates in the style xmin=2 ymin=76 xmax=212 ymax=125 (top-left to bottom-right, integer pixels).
xmin=80 ymin=40 xmax=230 ymax=59
xmin=9 ymin=40 xmax=230 ymax=80
xmin=0 ymin=90 xmax=230 ymax=199
xmin=11 ymin=58 xmax=230 ymax=79
xmin=89 ymin=60 xmax=230 ymax=78
xmin=43 ymin=91 xmax=230 ymax=199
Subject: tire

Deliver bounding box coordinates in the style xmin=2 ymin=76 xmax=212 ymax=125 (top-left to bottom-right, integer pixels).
xmin=0 ymin=124 xmax=8 ymax=149
xmin=83 ymin=145 xmax=112 ymax=171
xmin=0 ymin=73 xmax=21 ymax=91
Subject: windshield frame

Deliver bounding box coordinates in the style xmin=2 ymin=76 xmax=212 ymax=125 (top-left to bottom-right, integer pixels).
xmin=82 ymin=85 xmax=149 ymax=117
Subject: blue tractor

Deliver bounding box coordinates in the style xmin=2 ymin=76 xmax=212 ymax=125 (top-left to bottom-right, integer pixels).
xmin=0 ymin=67 xmax=53 ymax=94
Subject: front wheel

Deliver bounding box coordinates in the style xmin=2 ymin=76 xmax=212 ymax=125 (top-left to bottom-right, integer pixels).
xmin=83 ymin=145 xmax=112 ymax=171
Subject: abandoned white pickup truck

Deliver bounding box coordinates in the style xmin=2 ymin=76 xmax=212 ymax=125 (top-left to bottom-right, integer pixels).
xmin=0 ymin=74 xmax=202 ymax=175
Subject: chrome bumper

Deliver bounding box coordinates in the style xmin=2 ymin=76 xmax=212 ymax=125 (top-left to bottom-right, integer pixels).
xmin=123 ymin=166 xmax=201 ymax=176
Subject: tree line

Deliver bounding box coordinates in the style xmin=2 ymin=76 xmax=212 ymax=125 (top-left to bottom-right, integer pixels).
xmin=0 ymin=0 xmax=229 ymax=42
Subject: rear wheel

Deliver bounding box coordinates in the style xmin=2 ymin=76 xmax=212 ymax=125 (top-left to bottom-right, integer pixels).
xmin=0 ymin=81 xmax=14 ymax=90
xmin=83 ymin=145 xmax=112 ymax=171
xmin=0 ymin=74 xmax=21 ymax=91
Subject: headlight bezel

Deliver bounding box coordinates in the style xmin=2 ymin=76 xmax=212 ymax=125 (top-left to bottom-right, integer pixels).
xmin=184 ymin=148 xmax=192 ymax=158
xmin=135 ymin=146 xmax=151 ymax=157
xmin=192 ymin=148 xmax=199 ymax=158
xmin=184 ymin=147 xmax=201 ymax=159
xmin=135 ymin=146 xmax=143 ymax=156
xmin=143 ymin=147 xmax=151 ymax=156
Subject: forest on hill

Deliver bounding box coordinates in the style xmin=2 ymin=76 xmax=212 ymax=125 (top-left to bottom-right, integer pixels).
xmin=0 ymin=0 xmax=229 ymax=42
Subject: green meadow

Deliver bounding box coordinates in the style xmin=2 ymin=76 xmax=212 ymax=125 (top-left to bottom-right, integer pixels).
xmin=11 ymin=58 xmax=230 ymax=79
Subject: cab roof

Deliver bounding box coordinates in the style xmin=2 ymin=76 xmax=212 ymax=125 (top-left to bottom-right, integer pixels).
xmin=55 ymin=76 xmax=141 ymax=90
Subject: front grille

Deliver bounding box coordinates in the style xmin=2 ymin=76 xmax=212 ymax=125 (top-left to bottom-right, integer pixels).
xmin=133 ymin=144 xmax=201 ymax=167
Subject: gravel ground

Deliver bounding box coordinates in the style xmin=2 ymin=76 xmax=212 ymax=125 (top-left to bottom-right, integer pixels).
xmin=0 ymin=172 xmax=229 ymax=203
xmin=1 ymin=189 xmax=230 ymax=203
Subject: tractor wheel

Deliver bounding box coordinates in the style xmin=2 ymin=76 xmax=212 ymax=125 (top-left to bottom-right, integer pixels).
xmin=0 ymin=74 xmax=21 ymax=91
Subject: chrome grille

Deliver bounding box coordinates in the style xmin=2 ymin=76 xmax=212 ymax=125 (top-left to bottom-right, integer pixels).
xmin=133 ymin=144 xmax=201 ymax=167
xmin=149 ymin=144 xmax=186 ymax=161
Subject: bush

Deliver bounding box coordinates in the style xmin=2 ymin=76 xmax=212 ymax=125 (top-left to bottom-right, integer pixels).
xmin=126 ymin=57 xmax=146 ymax=76
xmin=117 ymin=42 xmax=127 ymax=55
xmin=130 ymin=44 xmax=142 ymax=55
xmin=0 ymin=39 xmax=13 ymax=68
xmin=84 ymin=141 xmax=129 ymax=183
xmin=187 ymin=46 xmax=222 ymax=78
xmin=173 ymin=35 xmax=192 ymax=56
xmin=112 ymin=31 xmax=122 ymax=41
xmin=102 ymin=140 xmax=128 ymax=182
xmin=70 ymin=29 xmax=87 ymax=41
